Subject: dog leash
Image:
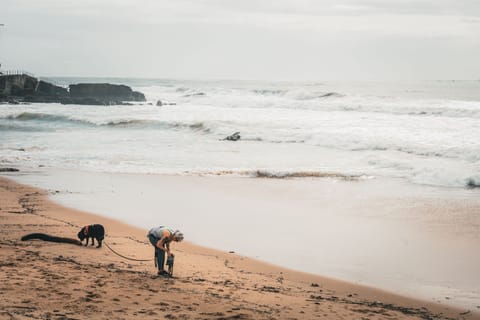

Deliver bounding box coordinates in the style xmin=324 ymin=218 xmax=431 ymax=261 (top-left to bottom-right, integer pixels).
xmin=103 ymin=241 xmax=152 ymax=262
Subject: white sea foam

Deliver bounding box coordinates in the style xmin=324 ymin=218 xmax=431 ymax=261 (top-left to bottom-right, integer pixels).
xmin=0 ymin=79 xmax=479 ymax=189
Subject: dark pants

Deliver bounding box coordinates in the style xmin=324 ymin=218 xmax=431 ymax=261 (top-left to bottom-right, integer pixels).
xmin=148 ymin=234 xmax=165 ymax=271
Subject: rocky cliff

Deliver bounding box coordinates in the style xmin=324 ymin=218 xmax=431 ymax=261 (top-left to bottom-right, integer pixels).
xmin=0 ymin=74 xmax=38 ymax=97
xmin=0 ymin=74 xmax=146 ymax=105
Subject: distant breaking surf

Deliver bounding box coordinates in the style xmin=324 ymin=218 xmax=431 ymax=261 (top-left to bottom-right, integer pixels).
xmin=191 ymin=169 xmax=363 ymax=181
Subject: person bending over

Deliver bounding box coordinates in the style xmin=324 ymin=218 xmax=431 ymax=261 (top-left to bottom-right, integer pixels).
xmin=147 ymin=226 xmax=184 ymax=276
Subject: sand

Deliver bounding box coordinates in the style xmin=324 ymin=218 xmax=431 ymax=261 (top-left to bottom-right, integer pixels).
xmin=0 ymin=176 xmax=478 ymax=320
xmin=10 ymin=169 xmax=480 ymax=309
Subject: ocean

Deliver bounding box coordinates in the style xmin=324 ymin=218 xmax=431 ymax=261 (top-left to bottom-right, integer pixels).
xmin=1 ymin=78 xmax=479 ymax=189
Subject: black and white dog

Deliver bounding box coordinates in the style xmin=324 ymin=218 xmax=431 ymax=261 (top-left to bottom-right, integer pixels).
xmin=78 ymin=224 xmax=105 ymax=248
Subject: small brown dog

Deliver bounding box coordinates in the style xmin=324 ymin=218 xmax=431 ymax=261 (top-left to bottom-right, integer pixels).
xmin=78 ymin=224 xmax=105 ymax=248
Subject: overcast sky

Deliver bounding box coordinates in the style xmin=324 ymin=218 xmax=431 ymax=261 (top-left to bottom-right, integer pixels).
xmin=1 ymin=0 xmax=480 ymax=80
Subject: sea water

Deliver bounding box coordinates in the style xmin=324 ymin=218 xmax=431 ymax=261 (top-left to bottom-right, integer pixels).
xmin=1 ymin=79 xmax=479 ymax=189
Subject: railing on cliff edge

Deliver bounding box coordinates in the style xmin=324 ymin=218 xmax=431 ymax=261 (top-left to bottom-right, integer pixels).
xmin=0 ymin=70 xmax=36 ymax=77
xmin=0 ymin=70 xmax=63 ymax=87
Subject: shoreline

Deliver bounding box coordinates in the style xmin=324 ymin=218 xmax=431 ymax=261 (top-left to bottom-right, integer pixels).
xmin=1 ymin=176 xmax=478 ymax=319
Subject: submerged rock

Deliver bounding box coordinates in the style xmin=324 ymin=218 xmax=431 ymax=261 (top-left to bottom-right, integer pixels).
xmin=223 ymin=132 xmax=241 ymax=141
xmin=156 ymin=100 xmax=176 ymax=106
xmin=466 ymin=178 xmax=479 ymax=189
xmin=0 ymin=167 xmax=19 ymax=172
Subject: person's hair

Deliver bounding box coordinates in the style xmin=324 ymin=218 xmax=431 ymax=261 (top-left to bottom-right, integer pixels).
xmin=173 ymin=230 xmax=184 ymax=242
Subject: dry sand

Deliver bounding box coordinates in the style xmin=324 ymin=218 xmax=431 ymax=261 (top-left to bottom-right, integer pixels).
xmin=0 ymin=176 xmax=478 ymax=320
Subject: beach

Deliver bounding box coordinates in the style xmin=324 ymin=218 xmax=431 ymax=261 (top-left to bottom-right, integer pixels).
xmin=1 ymin=174 xmax=479 ymax=320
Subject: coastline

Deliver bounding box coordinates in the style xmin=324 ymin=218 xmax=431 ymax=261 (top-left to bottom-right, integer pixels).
xmin=1 ymin=176 xmax=478 ymax=319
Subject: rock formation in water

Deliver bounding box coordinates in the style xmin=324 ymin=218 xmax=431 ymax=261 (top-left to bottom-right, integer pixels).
xmin=66 ymin=83 xmax=145 ymax=105
xmin=0 ymin=74 xmax=146 ymax=105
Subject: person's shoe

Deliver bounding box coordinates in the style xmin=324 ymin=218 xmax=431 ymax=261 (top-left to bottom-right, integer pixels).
xmin=157 ymin=270 xmax=170 ymax=277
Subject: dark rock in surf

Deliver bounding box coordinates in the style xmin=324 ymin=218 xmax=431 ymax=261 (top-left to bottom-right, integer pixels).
xmin=183 ymin=92 xmax=205 ymax=97
xmin=156 ymin=100 xmax=176 ymax=106
xmin=68 ymin=83 xmax=146 ymax=105
xmin=466 ymin=178 xmax=480 ymax=189
xmin=0 ymin=167 xmax=19 ymax=172
xmin=222 ymin=132 xmax=241 ymax=141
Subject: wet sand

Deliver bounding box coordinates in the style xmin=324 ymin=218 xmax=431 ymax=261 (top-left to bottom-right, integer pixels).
xmin=0 ymin=176 xmax=478 ymax=319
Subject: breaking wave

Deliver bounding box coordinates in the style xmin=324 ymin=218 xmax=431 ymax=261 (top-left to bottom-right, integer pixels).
xmin=183 ymin=92 xmax=206 ymax=97
xmin=104 ymin=119 xmax=211 ymax=133
xmin=0 ymin=123 xmax=53 ymax=132
xmin=196 ymin=169 xmax=362 ymax=181
xmin=319 ymin=92 xmax=344 ymax=98
xmin=2 ymin=113 xmax=212 ymax=133
xmin=252 ymin=89 xmax=287 ymax=95
xmin=5 ymin=112 xmax=94 ymax=127
xmin=104 ymin=119 xmax=153 ymax=127
xmin=283 ymin=90 xmax=345 ymax=100
xmin=251 ymin=170 xmax=360 ymax=180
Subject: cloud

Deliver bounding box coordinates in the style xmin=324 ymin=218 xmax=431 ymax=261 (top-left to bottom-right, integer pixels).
xmin=1 ymin=0 xmax=479 ymax=80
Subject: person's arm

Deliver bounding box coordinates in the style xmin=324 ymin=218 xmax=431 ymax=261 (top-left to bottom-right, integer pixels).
xmin=156 ymin=237 xmax=166 ymax=251
xmin=155 ymin=229 xmax=172 ymax=252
